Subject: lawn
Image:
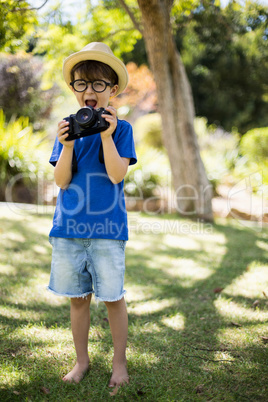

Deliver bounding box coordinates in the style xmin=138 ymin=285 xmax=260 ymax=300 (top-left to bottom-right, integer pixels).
xmin=0 ymin=203 xmax=267 ymax=401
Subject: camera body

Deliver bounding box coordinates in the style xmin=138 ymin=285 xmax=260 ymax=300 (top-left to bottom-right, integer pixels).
xmin=64 ymin=106 xmax=110 ymax=141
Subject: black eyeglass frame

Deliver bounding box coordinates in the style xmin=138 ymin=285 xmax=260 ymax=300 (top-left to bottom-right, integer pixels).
xmin=70 ymin=79 xmax=113 ymax=93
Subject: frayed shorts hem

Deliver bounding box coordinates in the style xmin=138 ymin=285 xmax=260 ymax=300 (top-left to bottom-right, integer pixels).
xmin=46 ymin=286 xmax=93 ymax=299
xmin=95 ymin=290 xmax=126 ymax=303
xmin=46 ymin=286 xmax=126 ymax=302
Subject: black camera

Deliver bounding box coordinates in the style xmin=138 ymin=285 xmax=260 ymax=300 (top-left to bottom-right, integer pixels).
xmin=64 ymin=106 xmax=110 ymax=141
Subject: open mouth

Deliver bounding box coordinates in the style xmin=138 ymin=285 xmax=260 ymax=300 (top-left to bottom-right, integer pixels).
xmin=85 ymin=99 xmax=97 ymax=108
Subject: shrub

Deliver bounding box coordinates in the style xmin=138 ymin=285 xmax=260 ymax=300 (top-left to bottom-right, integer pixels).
xmin=234 ymin=127 xmax=268 ymax=190
xmin=239 ymin=127 xmax=268 ymax=162
xmin=0 ymin=109 xmax=51 ymax=202
xmin=125 ymin=147 xmax=170 ymax=199
xmin=195 ymin=117 xmax=240 ymax=189
xmin=134 ymin=113 xmax=163 ymax=149
xmin=0 ymin=52 xmax=58 ymax=129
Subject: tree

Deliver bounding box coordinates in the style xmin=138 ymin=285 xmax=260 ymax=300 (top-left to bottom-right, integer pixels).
xmin=176 ymin=1 xmax=268 ymax=134
xmin=0 ymin=0 xmax=49 ymax=52
xmin=122 ymin=0 xmax=213 ymax=220
xmin=117 ymin=1 xmax=268 ymax=134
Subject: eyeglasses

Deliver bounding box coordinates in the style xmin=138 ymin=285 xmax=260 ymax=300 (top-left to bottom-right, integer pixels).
xmin=70 ymin=79 xmax=113 ymax=93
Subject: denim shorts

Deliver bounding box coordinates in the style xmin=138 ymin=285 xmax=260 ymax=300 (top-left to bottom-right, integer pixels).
xmin=47 ymin=237 xmax=127 ymax=302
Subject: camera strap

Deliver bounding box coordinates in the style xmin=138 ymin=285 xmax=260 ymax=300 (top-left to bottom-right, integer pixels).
xmin=72 ymin=149 xmax=78 ymax=173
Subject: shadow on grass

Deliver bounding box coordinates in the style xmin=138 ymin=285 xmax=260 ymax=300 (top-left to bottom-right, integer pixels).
xmin=123 ymin=220 xmax=268 ymax=400
xmin=0 ymin=212 xmax=268 ymax=400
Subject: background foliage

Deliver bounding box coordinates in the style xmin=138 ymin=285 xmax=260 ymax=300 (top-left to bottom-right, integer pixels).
xmin=0 ymin=0 xmax=267 ymax=203
xmin=0 ymin=52 xmax=58 ymax=128
xmin=0 ymin=109 xmax=51 ymax=202
xmin=0 ymin=0 xmax=37 ymax=52
xmin=179 ymin=1 xmax=268 ymax=133
xmin=116 ymin=0 xmax=268 ymax=133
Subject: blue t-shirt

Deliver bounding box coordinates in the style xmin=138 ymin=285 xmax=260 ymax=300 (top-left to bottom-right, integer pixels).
xmin=49 ymin=119 xmax=137 ymax=240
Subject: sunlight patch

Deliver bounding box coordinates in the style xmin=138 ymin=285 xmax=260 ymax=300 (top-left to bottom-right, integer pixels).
xmin=213 ymin=350 xmax=235 ymax=362
xmin=14 ymin=325 xmax=71 ymax=344
xmin=6 ymin=232 xmax=26 ymax=243
xmin=0 ymin=306 xmax=41 ymax=321
xmin=5 ymin=283 xmax=67 ymax=307
xmin=222 ymin=262 xmax=268 ymax=299
xmin=0 ymin=263 xmax=16 ymax=275
xmin=205 ymin=231 xmax=226 ymax=244
xmin=0 ymin=363 xmax=26 ymax=387
xmin=128 ymin=239 xmax=150 ymax=251
xmin=126 ymin=285 xmax=153 ymax=302
xmin=217 ymin=326 xmax=268 ymax=347
xmin=128 ymin=298 xmax=176 ymax=315
xmin=140 ymin=322 xmax=162 ymax=333
xmin=27 ymin=219 xmax=53 ymax=236
xmin=165 ymin=258 xmax=213 ymax=286
xmin=164 ymin=234 xmax=202 ymax=250
xmin=215 ymin=298 xmax=268 ymax=322
xmin=32 ymin=244 xmax=48 ymax=255
xmin=256 ymin=240 xmax=268 ymax=253
xmin=0 ymin=205 xmax=30 ymax=220
xmin=162 ymin=313 xmax=185 ymax=330
xmin=127 ymin=345 xmax=160 ymax=365
xmin=149 ymin=254 xmax=174 ymax=269
xmin=43 ymin=289 xmax=69 ymax=306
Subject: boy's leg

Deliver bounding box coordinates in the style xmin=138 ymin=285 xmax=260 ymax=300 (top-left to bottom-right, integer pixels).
xmin=104 ymin=297 xmax=129 ymax=387
xmin=63 ymin=294 xmax=92 ymax=383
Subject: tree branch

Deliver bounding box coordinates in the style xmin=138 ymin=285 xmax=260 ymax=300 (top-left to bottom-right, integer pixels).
xmin=180 ymin=351 xmax=233 ymax=363
xmin=12 ymin=0 xmax=49 ymax=12
xmin=183 ymin=343 xmax=238 ymax=352
xmin=98 ymin=27 xmax=137 ymax=42
xmin=117 ymin=0 xmax=143 ymax=35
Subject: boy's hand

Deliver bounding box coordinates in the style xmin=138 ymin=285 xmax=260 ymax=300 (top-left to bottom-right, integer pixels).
xmin=101 ymin=106 xmax=117 ymax=140
xmin=57 ymin=120 xmax=75 ymax=148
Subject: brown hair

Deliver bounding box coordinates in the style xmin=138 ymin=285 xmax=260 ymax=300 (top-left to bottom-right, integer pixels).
xmin=70 ymin=60 xmax=118 ymax=85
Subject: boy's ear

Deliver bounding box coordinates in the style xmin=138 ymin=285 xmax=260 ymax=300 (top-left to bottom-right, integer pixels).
xmin=110 ymin=84 xmax=119 ymax=98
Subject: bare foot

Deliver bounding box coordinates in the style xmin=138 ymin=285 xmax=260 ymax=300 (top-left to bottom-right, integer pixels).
xmin=62 ymin=362 xmax=89 ymax=384
xmin=109 ymin=361 xmax=129 ymax=388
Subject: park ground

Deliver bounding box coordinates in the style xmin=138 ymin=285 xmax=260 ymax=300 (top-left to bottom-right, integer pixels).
xmin=0 ymin=203 xmax=267 ymax=401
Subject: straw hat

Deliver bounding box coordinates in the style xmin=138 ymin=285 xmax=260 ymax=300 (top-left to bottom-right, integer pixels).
xmin=62 ymin=42 xmax=128 ymax=95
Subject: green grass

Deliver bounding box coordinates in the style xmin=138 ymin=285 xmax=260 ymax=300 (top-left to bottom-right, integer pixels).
xmin=0 ymin=204 xmax=267 ymax=401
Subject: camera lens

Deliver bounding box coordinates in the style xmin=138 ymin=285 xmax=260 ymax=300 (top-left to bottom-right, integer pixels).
xmin=75 ymin=107 xmax=95 ymax=127
xmin=81 ymin=113 xmax=89 ymax=121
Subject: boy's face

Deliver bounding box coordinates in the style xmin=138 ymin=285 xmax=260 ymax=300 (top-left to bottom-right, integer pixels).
xmin=71 ymin=71 xmax=118 ymax=109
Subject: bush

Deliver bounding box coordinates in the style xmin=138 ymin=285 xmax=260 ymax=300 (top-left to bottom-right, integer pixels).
xmin=134 ymin=113 xmax=163 ymax=149
xmin=195 ymin=117 xmax=240 ymax=189
xmin=233 ymin=127 xmax=268 ymax=190
xmin=0 ymin=109 xmax=51 ymax=202
xmin=126 ymin=114 xmax=167 ymax=199
xmin=125 ymin=147 xmax=170 ymax=199
xmin=0 ymin=52 xmax=58 ymax=129
xmin=240 ymin=127 xmax=268 ymax=162
xmin=133 ymin=114 xmax=241 ymax=194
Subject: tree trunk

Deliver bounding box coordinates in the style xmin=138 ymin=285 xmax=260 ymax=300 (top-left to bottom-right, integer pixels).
xmin=137 ymin=0 xmax=213 ymax=221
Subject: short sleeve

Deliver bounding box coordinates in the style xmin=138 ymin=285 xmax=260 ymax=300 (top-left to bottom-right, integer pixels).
xmin=114 ymin=120 xmax=137 ymax=165
xmin=49 ymin=137 xmax=63 ymax=167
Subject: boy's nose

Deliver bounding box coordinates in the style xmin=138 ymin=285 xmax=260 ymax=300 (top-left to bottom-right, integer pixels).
xmin=85 ymin=83 xmax=94 ymax=94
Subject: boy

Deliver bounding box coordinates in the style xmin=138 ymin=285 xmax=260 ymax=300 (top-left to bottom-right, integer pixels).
xmin=47 ymin=42 xmax=137 ymax=387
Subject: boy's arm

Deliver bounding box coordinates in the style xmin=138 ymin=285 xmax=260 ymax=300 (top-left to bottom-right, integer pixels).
xmin=54 ymin=120 xmax=74 ymax=189
xmin=101 ymin=106 xmax=130 ymax=184
xmin=102 ymin=136 xmax=130 ymax=184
